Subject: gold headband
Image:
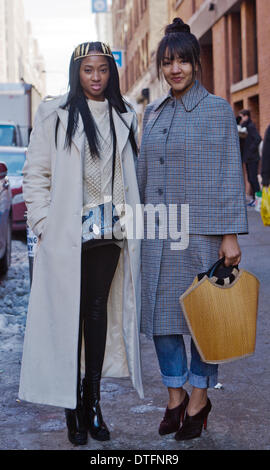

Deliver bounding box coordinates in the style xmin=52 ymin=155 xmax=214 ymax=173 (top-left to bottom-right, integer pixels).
xmin=74 ymin=42 xmax=113 ymax=61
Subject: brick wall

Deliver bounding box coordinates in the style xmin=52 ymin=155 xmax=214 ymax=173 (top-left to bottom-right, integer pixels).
xmin=170 ymin=0 xmax=205 ymax=21
xmin=256 ymin=0 xmax=270 ymax=135
xmin=169 ymin=0 xmax=193 ymax=22
xmin=114 ymin=0 xmax=270 ymax=137
xmin=230 ymin=0 xmax=269 ymax=135
xmin=167 ymin=0 xmax=270 ymax=136
xmin=112 ymin=0 xmax=168 ymax=96
xmin=212 ymin=16 xmax=230 ymax=101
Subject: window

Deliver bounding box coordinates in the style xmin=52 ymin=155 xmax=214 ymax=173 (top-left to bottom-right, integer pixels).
xmin=145 ymin=33 xmax=149 ymax=67
xmin=141 ymin=0 xmax=148 ymax=12
xmin=134 ymin=0 xmax=139 ymax=28
xmin=248 ymin=95 xmax=260 ymax=130
xmin=250 ymin=0 xmax=258 ymax=76
xmin=234 ymin=100 xmax=244 ymax=117
xmin=230 ymin=11 xmax=243 ymax=83
xmin=0 ymin=150 xmax=26 ymax=175
xmin=241 ymin=0 xmax=258 ymax=78
xmin=175 ymin=0 xmax=184 ymax=9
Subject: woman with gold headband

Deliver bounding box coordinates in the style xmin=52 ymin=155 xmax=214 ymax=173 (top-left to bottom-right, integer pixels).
xmin=19 ymin=41 xmax=143 ymax=445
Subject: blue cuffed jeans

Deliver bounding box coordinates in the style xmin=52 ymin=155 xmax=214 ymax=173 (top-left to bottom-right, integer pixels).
xmin=153 ymin=335 xmax=218 ymax=389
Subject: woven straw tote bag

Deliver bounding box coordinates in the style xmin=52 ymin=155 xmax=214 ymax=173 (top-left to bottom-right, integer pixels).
xmin=180 ymin=258 xmax=259 ymax=364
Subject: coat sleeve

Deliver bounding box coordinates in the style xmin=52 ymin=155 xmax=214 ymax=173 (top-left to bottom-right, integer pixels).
xmin=261 ymin=125 xmax=270 ymax=186
xmin=218 ymin=101 xmax=249 ymax=234
xmin=136 ymin=104 xmax=153 ymax=203
xmin=22 ymin=104 xmax=52 ymax=237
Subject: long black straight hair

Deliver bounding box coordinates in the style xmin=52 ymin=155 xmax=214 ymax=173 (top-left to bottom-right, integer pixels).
xmin=55 ymin=41 xmax=137 ymax=159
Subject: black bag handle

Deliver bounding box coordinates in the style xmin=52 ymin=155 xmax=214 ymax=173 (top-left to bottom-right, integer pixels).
xmin=198 ymin=257 xmax=239 ymax=286
xmin=208 ymin=257 xmax=239 ymax=277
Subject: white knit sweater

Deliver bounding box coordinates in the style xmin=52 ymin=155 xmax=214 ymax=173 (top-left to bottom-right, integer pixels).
xmin=82 ymin=98 xmax=125 ymax=245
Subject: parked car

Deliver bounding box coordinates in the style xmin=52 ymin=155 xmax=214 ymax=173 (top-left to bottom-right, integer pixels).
xmin=0 ymin=121 xmax=23 ymax=146
xmin=0 ymin=161 xmax=12 ymax=275
xmin=0 ymin=147 xmax=27 ymax=231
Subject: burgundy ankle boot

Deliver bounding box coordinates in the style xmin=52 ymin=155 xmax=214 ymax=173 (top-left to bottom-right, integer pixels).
xmin=159 ymin=392 xmax=189 ymax=435
xmin=175 ymin=398 xmax=212 ymax=441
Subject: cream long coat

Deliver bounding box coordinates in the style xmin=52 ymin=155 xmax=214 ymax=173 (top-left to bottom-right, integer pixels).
xmin=18 ymin=94 xmax=144 ymax=409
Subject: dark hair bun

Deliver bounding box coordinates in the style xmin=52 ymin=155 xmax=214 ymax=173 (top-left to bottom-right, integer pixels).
xmin=165 ymin=18 xmax=191 ymax=35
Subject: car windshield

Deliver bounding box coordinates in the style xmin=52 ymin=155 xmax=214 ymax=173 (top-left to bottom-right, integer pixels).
xmin=0 ymin=151 xmax=25 ymax=176
xmin=0 ymin=125 xmax=16 ymax=146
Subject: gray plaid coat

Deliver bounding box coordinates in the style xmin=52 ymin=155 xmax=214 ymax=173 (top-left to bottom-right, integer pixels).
xmin=137 ymin=80 xmax=248 ymax=337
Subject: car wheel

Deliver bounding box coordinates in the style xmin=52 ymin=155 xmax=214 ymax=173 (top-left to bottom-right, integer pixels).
xmin=0 ymin=214 xmax=12 ymax=275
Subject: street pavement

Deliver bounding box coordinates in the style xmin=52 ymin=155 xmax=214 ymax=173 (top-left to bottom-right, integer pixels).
xmin=0 ymin=207 xmax=269 ymax=452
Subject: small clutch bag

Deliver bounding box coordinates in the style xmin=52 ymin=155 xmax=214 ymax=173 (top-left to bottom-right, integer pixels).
xmin=82 ymin=201 xmax=124 ymax=247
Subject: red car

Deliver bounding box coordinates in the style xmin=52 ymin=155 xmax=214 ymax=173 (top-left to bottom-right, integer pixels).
xmin=0 ymin=147 xmax=27 ymax=231
xmin=0 ymin=161 xmax=12 ymax=274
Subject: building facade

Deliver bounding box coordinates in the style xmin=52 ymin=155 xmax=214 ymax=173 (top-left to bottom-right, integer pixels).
xmin=0 ymin=0 xmax=46 ymax=97
xmin=111 ymin=0 xmax=269 ymax=138
xmin=111 ymin=0 xmax=169 ymax=129
xmin=168 ymin=0 xmax=269 ymax=137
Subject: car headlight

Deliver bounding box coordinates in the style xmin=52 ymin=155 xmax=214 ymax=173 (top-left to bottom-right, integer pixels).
xmin=12 ymin=193 xmax=25 ymax=205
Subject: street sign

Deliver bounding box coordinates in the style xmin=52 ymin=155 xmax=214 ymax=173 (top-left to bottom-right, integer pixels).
xmin=92 ymin=0 xmax=108 ymax=13
xmin=112 ymin=51 xmax=123 ymax=68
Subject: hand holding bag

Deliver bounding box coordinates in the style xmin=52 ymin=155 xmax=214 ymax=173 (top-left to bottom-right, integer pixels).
xmin=179 ymin=257 xmax=260 ymax=364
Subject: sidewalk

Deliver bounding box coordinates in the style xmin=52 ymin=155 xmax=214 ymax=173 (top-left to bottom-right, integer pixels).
xmin=0 ymin=208 xmax=269 ymax=451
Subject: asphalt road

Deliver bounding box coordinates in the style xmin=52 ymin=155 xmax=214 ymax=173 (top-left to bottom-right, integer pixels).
xmin=0 ymin=207 xmax=269 ymax=453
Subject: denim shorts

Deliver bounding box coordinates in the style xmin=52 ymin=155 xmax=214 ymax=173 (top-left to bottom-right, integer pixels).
xmin=153 ymin=335 xmax=218 ymax=389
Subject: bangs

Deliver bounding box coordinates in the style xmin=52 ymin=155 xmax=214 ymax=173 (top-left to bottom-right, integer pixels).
xmin=162 ymin=36 xmax=193 ymax=63
xmin=156 ymin=32 xmax=201 ymax=79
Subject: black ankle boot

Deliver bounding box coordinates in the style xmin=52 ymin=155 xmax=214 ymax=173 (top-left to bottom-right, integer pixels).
xmin=65 ymin=402 xmax=88 ymax=446
xmin=82 ymin=378 xmax=110 ymax=441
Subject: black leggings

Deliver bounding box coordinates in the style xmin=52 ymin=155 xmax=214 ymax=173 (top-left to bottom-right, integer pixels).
xmin=246 ymin=161 xmax=260 ymax=198
xmin=77 ymin=243 xmax=121 ymax=402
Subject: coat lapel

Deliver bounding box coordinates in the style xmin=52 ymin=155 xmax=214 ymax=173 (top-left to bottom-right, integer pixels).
xmin=143 ymin=95 xmax=171 ymax=139
xmin=152 ymin=81 xmax=209 ymax=114
xmin=113 ymin=109 xmax=134 ymax=155
xmin=179 ymin=80 xmax=209 ymax=112
xmin=112 ymin=108 xmax=134 ymax=156
xmin=56 ymin=99 xmax=134 ymax=155
xmin=39 ymin=94 xmax=84 ymax=152
xmin=56 ymin=107 xmax=85 ymax=153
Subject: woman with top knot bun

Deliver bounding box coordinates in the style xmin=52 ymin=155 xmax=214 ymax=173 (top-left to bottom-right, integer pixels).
xmin=137 ymin=18 xmax=248 ymax=441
